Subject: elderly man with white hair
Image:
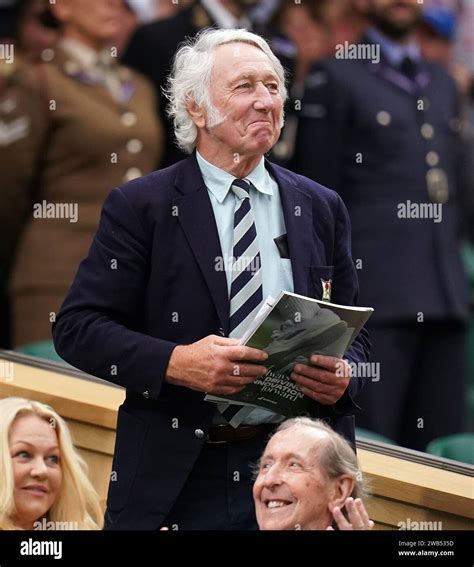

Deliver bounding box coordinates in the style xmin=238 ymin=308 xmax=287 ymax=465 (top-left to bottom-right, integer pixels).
xmin=254 ymin=418 xmax=374 ymax=531
xmin=53 ymin=28 xmax=370 ymax=530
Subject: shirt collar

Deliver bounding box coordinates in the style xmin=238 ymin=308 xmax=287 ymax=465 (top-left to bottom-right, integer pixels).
xmin=200 ymin=0 xmax=251 ymax=29
xmin=196 ymin=151 xmax=273 ymax=204
xmin=59 ymin=38 xmax=115 ymax=71
xmin=366 ymin=27 xmax=421 ymax=67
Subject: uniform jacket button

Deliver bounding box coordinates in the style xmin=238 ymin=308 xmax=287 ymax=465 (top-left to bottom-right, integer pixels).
xmin=218 ymin=328 xmax=225 ymax=336
xmin=142 ymin=390 xmax=150 ymax=399
xmin=194 ymin=429 xmax=205 ymax=439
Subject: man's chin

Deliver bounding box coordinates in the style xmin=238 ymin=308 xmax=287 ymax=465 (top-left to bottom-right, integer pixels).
xmin=371 ymin=8 xmax=421 ymax=39
xmin=259 ymin=518 xmax=295 ymax=530
xmin=257 ymin=506 xmax=299 ymax=531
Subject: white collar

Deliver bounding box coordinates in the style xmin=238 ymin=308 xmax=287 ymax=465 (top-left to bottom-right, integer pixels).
xmin=196 ymin=150 xmax=273 ymax=204
xmin=60 ymin=38 xmax=114 ymax=70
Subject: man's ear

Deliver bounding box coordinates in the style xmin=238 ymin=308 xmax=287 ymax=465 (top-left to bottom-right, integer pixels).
xmin=328 ymin=475 xmax=355 ymax=511
xmin=187 ymin=100 xmax=206 ymax=129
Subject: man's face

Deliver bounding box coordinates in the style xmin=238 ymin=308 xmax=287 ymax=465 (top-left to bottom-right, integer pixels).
xmin=195 ymin=42 xmax=283 ymax=159
xmin=53 ymin=0 xmax=124 ymax=46
xmin=364 ymin=0 xmax=422 ymax=39
xmin=253 ymin=427 xmax=336 ymax=530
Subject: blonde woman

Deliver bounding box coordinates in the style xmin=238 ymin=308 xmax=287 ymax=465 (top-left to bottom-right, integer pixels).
xmin=0 ymin=397 xmax=103 ymax=530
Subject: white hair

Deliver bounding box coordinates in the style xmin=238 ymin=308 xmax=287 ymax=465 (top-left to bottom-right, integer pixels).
xmin=164 ymin=28 xmax=288 ymax=154
xmin=274 ymin=418 xmax=369 ymax=500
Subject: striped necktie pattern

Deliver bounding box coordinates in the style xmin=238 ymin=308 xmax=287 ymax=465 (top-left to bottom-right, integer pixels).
xmin=228 ymin=179 xmax=263 ymax=338
xmin=217 ymin=179 xmax=265 ymax=426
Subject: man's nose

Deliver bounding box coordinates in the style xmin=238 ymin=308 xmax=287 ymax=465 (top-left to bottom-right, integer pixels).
xmin=262 ymin=464 xmax=284 ymax=487
xmin=253 ymin=83 xmax=275 ymax=111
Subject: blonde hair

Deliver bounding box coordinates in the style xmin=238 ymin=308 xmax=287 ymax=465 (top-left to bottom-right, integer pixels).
xmin=0 ymin=397 xmax=103 ymax=530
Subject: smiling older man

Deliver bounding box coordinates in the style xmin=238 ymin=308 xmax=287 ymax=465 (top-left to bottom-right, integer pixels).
xmin=53 ymin=28 xmax=370 ymax=530
xmin=254 ymin=418 xmax=373 ymax=531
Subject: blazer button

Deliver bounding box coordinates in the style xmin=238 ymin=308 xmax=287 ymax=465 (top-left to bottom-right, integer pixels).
xmin=142 ymin=390 xmax=150 ymax=399
xmin=218 ymin=328 xmax=225 ymax=337
xmin=194 ymin=429 xmax=205 ymax=439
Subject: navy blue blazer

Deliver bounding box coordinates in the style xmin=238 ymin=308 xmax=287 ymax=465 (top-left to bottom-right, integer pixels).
xmin=53 ymin=153 xmax=370 ymax=529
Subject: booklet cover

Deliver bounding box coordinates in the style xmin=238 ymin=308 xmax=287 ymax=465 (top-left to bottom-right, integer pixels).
xmin=205 ymin=291 xmax=373 ymax=416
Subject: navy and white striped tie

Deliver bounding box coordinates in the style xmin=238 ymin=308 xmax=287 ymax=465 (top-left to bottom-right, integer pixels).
xmin=228 ymin=179 xmax=263 ymax=338
xmin=219 ymin=179 xmax=264 ymax=426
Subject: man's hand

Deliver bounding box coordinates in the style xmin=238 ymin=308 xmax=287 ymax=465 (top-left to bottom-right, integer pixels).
xmin=327 ymin=497 xmax=374 ymax=531
xmin=290 ymin=354 xmax=351 ymax=405
xmin=165 ymin=335 xmax=268 ymax=395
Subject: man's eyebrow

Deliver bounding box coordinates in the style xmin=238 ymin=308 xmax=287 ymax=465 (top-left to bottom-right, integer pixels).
xmin=229 ymin=72 xmax=279 ymax=84
xmin=260 ymin=452 xmax=305 ymax=462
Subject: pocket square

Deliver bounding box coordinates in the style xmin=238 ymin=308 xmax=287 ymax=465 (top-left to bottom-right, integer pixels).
xmin=274 ymin=234 xmax=290 ymax=259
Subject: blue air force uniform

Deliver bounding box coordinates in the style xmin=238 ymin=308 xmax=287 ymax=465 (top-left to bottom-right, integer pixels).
xmin=293 ymin=29 xmax=469 ymax=449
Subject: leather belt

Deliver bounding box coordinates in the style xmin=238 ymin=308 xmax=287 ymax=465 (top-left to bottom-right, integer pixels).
xmin=206 ymin=423 xmax=275 ymax=444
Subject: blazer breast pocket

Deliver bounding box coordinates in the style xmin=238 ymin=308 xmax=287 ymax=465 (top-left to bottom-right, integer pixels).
xmin=308 ymin=265 xmax=334 ymax=301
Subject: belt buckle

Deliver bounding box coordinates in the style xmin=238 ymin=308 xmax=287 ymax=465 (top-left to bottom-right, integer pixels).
xmin=205 ymin=424 xmax=229 ymax=444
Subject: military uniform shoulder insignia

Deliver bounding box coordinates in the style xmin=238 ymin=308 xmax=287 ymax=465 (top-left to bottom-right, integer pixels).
xmin=305 ymin=71 xmax=328 ymax=88
xmin=0 ymin=116 xmax=31 ymax=146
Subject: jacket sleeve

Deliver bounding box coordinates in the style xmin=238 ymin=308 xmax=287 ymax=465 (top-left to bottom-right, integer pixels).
xmin=52 ymin=186 xmax=178 ymax=400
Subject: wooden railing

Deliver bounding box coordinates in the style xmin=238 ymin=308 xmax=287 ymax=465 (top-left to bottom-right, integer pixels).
xmin=1 ymin=351 xmax=472 ymax=530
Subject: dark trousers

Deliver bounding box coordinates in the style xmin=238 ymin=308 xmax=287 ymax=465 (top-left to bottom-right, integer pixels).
xmin=356 ymin=320 xmax=467 ymax=450
xmin=162 ymin=435 xmax=268 ymax=530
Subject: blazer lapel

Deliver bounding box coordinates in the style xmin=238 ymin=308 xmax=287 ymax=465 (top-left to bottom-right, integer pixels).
xmin=266 ymin=161 xmax=313 ymax=296
xmin=173 ymin=154 xmax=230 ymax=334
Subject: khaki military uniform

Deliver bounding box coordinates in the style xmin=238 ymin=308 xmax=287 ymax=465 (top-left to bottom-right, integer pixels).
xmin=1 ymin=41 xmax=163 ymax=346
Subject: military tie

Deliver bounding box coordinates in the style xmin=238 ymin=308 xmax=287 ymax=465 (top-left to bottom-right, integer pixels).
xmin=399 ymin=56 xmax=418 ymax=82
xmin=219 ymin=178 xmax=264 ymax=426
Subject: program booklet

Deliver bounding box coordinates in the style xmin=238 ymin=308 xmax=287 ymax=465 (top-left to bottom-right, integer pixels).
xmin=205 ymin=291 xmax=373 ymax=416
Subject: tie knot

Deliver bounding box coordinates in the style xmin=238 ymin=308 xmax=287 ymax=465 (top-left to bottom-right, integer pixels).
xmin=231 ymin=179 xmax=250 ymax=199
xmin=399 ymin=56 xmax=418 ymax=80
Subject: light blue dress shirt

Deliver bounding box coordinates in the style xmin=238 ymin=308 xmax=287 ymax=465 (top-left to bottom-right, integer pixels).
xmin=196 ymin=151 xmax=294 ymax=424
xmin=366 ymin=27 xmax=421 ymax=67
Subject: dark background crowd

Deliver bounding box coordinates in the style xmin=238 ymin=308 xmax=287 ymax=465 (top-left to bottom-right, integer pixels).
xmin=1 ymin=0 xmax=473 ymax=458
